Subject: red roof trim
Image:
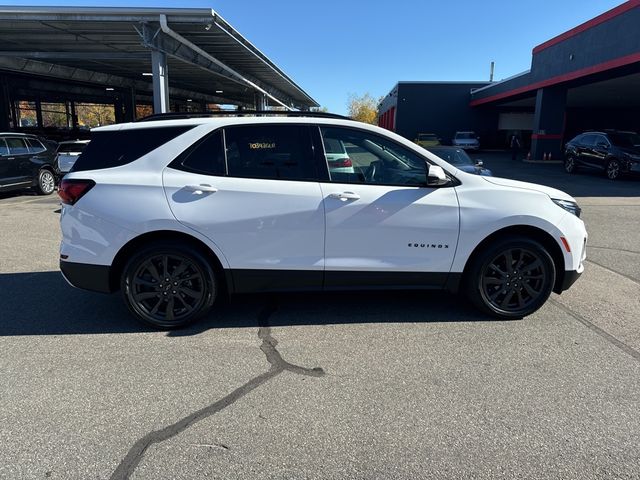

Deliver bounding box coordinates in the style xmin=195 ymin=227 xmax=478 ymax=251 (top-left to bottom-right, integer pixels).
xmin=470 ymin=51 xmax=640 ymax=107
xmin=533 ymin=0 xmax=640 ymax=54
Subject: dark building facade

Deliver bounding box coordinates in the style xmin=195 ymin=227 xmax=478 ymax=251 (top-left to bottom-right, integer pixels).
xmin=380 ymin=0 xmax=640 ymax=160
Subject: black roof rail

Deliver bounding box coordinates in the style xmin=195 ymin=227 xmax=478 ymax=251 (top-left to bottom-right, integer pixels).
xmin=136 ymin=110 xmax=351 ymax=122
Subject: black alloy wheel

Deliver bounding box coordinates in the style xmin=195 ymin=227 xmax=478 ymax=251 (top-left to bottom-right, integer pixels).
xmin=121 ymin=243 xmax=217 ymax=328
xmin=36 ymin=169 xmax=56 ymax=195
xmin=466 ymin=237 xmax=555 ymax=319
xmin=564 ymin=156 xmax=577 ymax=174
xmin=606 ymin=158 xmax=621 ymax=180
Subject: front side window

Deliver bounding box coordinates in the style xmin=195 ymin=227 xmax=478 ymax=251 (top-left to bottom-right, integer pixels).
xmin=26 ymin=139 xmax=46 ymax=153
xmin=6 ymin=138 xmax=29 ymax=155
xmin=224 ymin=125 xmax=316 ymax=181
xmin=580 ymin=134 xmax=597 ymax=147
xmin=320 ymin=127 xmax=428 ymax=186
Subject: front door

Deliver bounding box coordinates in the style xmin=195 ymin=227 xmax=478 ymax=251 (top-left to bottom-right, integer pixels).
xmin=163 ymin=125 xmax=325 ymax=293
xmin=317 ymin=126 xmax=460 ymax=289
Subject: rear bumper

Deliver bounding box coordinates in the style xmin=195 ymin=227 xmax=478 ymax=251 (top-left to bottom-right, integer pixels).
xmin=60 ymin=260 xmax=113 ymax=293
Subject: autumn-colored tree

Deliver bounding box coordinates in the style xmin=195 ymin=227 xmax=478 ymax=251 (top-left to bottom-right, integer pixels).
xmin=347 ymin=93 xmax=379 ymax=124
xmin=76 ymin=103 xmax=115 ymax=128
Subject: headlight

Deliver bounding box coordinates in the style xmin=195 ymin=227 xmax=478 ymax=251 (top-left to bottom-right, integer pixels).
xmin=552 ymin=198 xmax=581 ymax=218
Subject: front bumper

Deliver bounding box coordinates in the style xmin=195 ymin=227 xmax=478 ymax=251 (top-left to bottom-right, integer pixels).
xmin=60 ymin=260 xmax=113 ymax=293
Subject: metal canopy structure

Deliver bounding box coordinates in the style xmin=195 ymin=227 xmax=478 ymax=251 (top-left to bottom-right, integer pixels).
xmin=0 ymin=6 xmax=319 ymax=111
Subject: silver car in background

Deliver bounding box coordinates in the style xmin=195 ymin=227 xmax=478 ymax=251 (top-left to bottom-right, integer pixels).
xmin=452 ymin=131 xmax=480 ymax=150
xmin=56 ymin=140 xmax=90 ymax=174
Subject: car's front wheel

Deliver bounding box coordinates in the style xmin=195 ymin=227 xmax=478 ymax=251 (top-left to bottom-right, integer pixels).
xmin=564 ymin=155 xmax=578 ymax=174
xmin=465 ymin=236 xmax=556 ymax=319
xmin=35 ymin=169 xmax=56 ymax=195
xmin=606 ymin=158 xmax=621 ymax=180
xmin=121 ymin=242 xmax=217 ymax=329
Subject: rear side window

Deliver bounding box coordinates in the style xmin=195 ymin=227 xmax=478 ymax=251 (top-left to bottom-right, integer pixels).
xmin=224 ymin=125 xmax=317 ymax=181
xmin=170 ymin=130 xmax=225 ymax=176
xmin=0 ymin=139 xmax=8 ymax=156
xmin=6 ymin=138 xmax=29 ymax=154
xmin=26 ymin=138 xmax=46 ymax=153
xmin=71 ymin=126 xmax=193 ymax=172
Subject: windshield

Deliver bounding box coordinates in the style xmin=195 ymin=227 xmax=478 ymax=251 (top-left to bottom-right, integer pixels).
xmin=607 ymin=132 xmax=640 ymax=148
xmin=455 ymin=132 xmax=476 ymax=140
xmin=429 ymin=148 xmax=474 ymax=167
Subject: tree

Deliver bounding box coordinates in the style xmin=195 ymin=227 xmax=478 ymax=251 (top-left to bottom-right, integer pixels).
xmin=310 ymin=106 xmax=329 ymax=113
xmin=347 ymin=93 xmax=379 ymax=124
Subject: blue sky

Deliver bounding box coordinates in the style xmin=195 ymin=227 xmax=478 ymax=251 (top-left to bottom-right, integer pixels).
xmin=2 ymin=0 xmax=626 ymax=113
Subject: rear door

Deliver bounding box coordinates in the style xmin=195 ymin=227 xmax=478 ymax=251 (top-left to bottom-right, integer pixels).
xmin=317 ymin=126 xmax=460 ymax=289
xmin=0 ymin=138 xmax=13 ymax=187
xmin=4 ymin=137 xmax=32 ymax=185
xmin=163 ymin=124 xmax=326 ymax=293
xmin=591 ymin=134 xmax=611 ymax=169
xmin=578 ymin=134 xmax=598 ymax=167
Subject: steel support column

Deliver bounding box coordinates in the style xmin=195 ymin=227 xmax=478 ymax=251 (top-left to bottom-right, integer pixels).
xmin=151 ymin=49 xmax=170 ymax=113
xmin=255 ymin=92 xmax=267 ymax=110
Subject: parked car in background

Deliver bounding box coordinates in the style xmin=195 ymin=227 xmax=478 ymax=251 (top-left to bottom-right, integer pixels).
xmin=414 ymin=133 xmax=440 ymax=148
xmin=58 ymin=112 xmax=586 ymax=329
xmin=452 ymin=131 xmax=480 ymax=150
xmin=427 ymin=146 xmax=492 ymax=176
xmin=56 ymin=140 xmax=90 ymax=174
xmin=322 ymin=135 xmax=354 ymax=174
xmin=0 ymin=132 xmax=57 ymax=195
xmin=564 ymin=130 xmax=640 ymax=180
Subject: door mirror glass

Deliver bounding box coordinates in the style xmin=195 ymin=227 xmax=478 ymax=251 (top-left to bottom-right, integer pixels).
xmin=596 ymin=142 xmax=609 ymax=149
xmin=427 ymin=164 xmax=449 ymax=186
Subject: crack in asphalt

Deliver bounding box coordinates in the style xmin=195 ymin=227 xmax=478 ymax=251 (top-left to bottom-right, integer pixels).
xmin=588 ymin=245 xmax=640 ymax=255
xmin=110 ymin=302 xmax=325 ymax=480
xmin=585 ymin=258 xmax=640 ymax=285
xmin=550 ymin=298 xmax=640 ymax=362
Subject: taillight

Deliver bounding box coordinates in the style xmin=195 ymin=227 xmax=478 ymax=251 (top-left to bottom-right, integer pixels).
xmin=331 ymin=158 xmax=352 ymax=168
xmin=58 ymin=179 xmax=95 ymax=205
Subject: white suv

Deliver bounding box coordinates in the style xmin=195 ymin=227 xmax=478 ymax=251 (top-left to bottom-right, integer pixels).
xmin=58 ymin=112 xmax=587 ymax=329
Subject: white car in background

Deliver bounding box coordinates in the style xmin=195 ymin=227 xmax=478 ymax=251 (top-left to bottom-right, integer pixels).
xmin=58 ymin=112 xmax=586 ymax=329
xmin=452 ymin=131 xmax=480 ymax=150
xmin=56 ymin=140 xmax=90 ymax=174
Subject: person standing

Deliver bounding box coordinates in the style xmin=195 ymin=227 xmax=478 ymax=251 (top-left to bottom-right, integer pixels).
xmin=510 ymin=134 xmax=521 ymax=161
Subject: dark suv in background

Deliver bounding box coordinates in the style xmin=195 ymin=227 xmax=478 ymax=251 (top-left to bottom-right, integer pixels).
xmin=0 ymin=132 xmax=58 ymax=195
xmin=564 ymin=130 xmax=640 ymax=180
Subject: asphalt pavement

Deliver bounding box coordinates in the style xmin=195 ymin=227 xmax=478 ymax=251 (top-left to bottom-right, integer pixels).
xmin=0 ymin=158 xmax=639 ymax=480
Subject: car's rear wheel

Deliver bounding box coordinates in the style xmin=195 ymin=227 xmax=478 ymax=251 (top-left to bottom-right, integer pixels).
xmin=36 ymin=169 xmax=56 ymax=195
xmin=564 ymin=156 xmax=578 ymax=174
xmin=465 ymin=236 xmax=556 ymax=319
xmin=606 ymin=158 xmax=621 ymax=180
xmin=121 ymin=242 xmax=217 ymax=329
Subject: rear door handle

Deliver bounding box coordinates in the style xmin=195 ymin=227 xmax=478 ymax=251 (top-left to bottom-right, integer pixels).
xmin=185 ymin=184 xmax=218 ymax=194
xmin=328 ymin=191 xmax=360 ymax=201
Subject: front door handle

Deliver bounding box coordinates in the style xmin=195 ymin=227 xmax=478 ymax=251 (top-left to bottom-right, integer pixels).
xmin=328 ymin=191 xmax=360 ymax=201
xmin=185 ymin=184 xmax=218 ymax=194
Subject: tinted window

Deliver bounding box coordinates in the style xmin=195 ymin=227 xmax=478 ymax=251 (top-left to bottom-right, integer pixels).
xmin=171 ymin=130 xmax=225 ymax=176
xmin=0 ymin=139 xmax=8 ymax=156
xmin=321 ymin=127 xmax=428 ymax=186
xmin=224 ymin=125 xmax=316 ymax=181
xmin=6 ymin=138 xmax=29 ymax=154
xmin=580 ymin=134 xmax=597 ymax=147
xmin=607 ymin=132 xmax=640 ymax=148
xmin=72 ymin=126 xmax=193 ymax=172
xmin=26 ymin=138 xmax=46 ymax=153
xmin=57 ymin=142 xmax=88 ymax=154
xmin=593 ymin=135 xmax=609 ymax=147
xmin=429 ymin=148 xmax=473 ymax=167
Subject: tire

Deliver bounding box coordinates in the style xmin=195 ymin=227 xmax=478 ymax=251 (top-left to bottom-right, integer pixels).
xmin=564 ymin=156 xmax=578 ymax=174
xmin=120 ymin=242 xmax=217 ymax=329
xmin=605 ymin=158 xmax=621 ymax=180
xmin=35 ymin=169 xmax=56 ymax=195
xmin=465 ymin=236 xmax=556 ymax=320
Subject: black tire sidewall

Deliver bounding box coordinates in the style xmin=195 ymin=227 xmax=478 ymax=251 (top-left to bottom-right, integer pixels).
xmin=120 ymin=242 xmax=217 ymax=329
xmin=466 ymin=236 xmax=556 ymax=319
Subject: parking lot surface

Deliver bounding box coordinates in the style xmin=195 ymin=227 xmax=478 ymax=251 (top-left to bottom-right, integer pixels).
xmin=1 ymin=156 xmax=639 ymax=479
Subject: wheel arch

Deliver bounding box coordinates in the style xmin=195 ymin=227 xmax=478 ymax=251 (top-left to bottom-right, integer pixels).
xmin=109 ymin=230 xmax=232 ymax=295
xmin=462 ymin=225 xmax=566 ymax=294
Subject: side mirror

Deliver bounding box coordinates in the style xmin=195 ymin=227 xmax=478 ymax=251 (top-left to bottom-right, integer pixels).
xmin=597 ymin=142 xmax=608 ymax=149
xmin=475 ymin=160 xmax=484 ymax=167
xmin=427 ymin=164 xmax=449 ymax=186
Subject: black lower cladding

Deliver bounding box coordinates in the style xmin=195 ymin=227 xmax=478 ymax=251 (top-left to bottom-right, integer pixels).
xmin=231 ymin=269 xmax=457 ymax=293
xmin=60 ymin=260 xmax=113 ymax=293
xmin=559 ymin=269 xmax=582 ymax=292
